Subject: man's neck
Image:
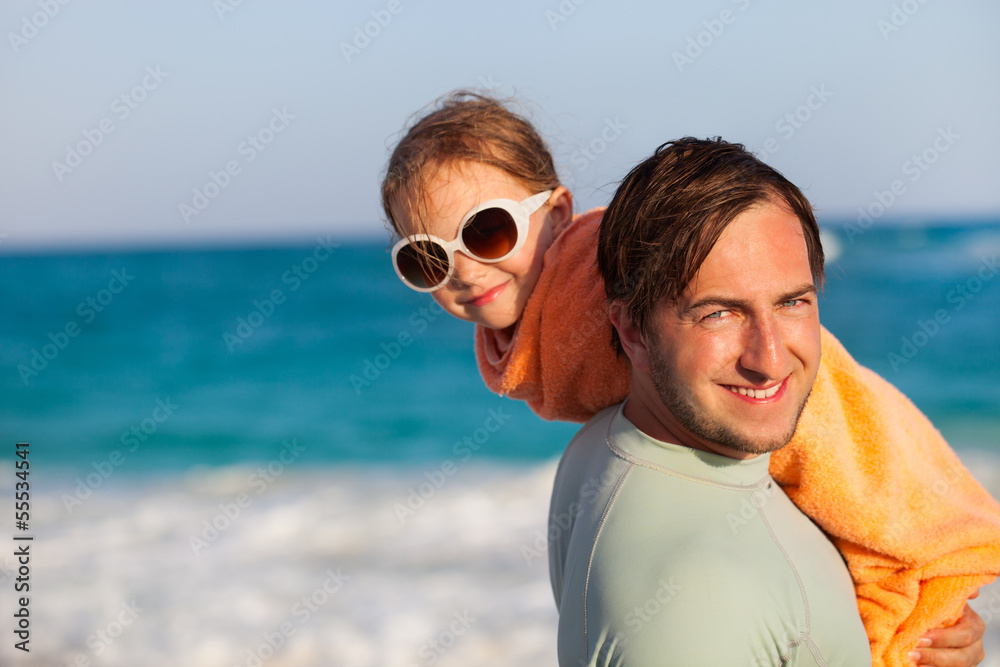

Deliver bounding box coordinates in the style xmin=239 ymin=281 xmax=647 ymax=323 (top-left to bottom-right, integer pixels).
xmin=622 ymin=377 xmax=760 ymax=461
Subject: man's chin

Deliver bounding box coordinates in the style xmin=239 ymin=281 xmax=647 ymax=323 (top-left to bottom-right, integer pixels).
xmin=648 ymin=351 xmax=813 ymax=458
xmin=707 ymin=399 xmax=812 ymax=456
xmin=709 ymin=428 xmax=796 ymax=456
xmin=678 ymin=396 xmax=811 ymax=456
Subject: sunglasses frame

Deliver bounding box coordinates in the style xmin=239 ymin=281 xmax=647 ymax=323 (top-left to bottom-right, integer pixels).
xmin=392 ymin=190 xmax=553 ymax=293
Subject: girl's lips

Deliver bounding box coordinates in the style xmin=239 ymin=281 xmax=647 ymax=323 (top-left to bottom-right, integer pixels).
xmin=465 ymin=281 xmax=508 ymax=307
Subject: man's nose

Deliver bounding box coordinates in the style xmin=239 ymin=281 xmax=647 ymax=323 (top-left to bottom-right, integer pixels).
xmin=739 ymin=314 xmax=791 ymax=381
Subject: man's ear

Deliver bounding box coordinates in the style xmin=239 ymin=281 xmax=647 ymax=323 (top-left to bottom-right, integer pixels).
xmin=546 ymin=186 xmax=573 ymax=237
xmin=607 ymin=301 xmax=651 ymax=372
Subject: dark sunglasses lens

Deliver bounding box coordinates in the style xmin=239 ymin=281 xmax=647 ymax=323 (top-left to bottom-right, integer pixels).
xmin=397 ymin=241 xmax=449 ymax=288
xmin=462 ymin=208 xmax=518 ymax=260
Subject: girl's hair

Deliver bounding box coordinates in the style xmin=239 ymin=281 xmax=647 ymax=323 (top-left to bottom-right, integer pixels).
xmin=381 ymin=90 xmax=561 ymax=238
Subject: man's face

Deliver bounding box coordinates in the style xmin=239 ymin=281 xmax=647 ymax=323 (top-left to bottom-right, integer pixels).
xmin=644 ymin=201 xmax=822 ymax=457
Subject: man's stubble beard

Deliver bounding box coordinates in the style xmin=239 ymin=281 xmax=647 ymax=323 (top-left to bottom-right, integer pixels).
xmin=646 ymin=344 xmax=812 ymax=456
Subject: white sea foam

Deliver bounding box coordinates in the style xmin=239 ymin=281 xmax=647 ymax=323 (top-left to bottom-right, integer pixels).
xmin=0 ymin=461 xmax=561 ymax=667
xmin=1 ymin=453 xmax=999 ymax=666
xmin=819 ymin=227 xmax=843 ymax=262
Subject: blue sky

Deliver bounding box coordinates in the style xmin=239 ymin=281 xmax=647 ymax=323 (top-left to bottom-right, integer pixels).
xmin=1 ymin=0 xmax=998 ymax=251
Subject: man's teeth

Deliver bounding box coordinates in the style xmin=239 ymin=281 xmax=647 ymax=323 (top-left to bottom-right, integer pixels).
xmin=727 ymin=383 xmax=781 ymax=399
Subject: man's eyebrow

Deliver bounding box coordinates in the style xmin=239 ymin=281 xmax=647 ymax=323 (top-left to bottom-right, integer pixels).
xmin=778 ymin=284 xmax=818 ymax=303
xmin=682 ymin=295 xmax=750 ymax=314
xmin=682 ymin=284 xmax=817 ymax=314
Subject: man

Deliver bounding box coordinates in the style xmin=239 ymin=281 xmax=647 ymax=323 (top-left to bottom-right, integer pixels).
xmin=548 ymin=138 xmax=985 ymax=666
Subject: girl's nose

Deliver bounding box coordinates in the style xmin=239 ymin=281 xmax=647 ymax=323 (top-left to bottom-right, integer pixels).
xmin=447 ymin=251 xmax=487 ymax=287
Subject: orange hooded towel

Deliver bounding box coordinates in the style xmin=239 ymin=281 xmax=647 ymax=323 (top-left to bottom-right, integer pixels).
xmin=475 ymin=208 xmax=1000 ymax=667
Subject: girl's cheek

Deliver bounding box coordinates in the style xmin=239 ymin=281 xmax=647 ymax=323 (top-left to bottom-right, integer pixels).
xmin=430 ymin=292 xmax=473 ymax=323
xmin=433 ymin=293 xmax=456 ymax=311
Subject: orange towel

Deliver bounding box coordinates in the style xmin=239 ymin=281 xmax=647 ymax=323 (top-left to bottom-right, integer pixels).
xmin=475 ymin=208 xmax=1000 ymax=667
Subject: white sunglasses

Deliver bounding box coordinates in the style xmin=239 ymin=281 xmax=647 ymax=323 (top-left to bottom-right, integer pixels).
xmin=392 ymin=190 xmax=552 ymax=292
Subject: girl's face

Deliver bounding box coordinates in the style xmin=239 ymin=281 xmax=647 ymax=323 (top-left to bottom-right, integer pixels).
xmin=395 ymin=161 xmax=558 ymax=332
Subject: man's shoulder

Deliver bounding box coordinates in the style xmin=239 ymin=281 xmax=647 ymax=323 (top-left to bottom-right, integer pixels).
xmin=550 ymin=404 xmax=626 ymax=532
xmin=589 ymin=536 xmax=778 ymax=600
xmin=554 ymin=404 xmax=622 ymax=481
xmin=579 ymin=545 xmax=798 ymax=666
xmin=567 ymin=403 xmax=619 ymax=449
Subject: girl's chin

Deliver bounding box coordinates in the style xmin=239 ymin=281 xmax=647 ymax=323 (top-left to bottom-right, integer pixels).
xmin=477 ymin=308 xmax=519 ymax=331
xmin=479 ymin=318 xmax=517 ymax=332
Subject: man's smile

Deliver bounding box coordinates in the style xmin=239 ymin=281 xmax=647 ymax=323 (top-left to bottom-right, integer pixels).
xmin=722 ymin=378 xmax=786 ymax=402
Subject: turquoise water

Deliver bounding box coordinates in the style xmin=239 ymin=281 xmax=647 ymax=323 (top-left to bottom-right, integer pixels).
xmin=0 ymin=221 xmax=997 ymax=474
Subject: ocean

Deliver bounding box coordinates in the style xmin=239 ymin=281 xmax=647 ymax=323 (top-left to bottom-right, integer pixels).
xmin=0 ymin=220 xmax=998 ymax=666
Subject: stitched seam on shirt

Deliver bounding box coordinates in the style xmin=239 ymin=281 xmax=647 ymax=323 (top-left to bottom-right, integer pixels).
xmin=778 ymin=633 xmax=827 ymax=667
xmin=583 ymin=463 xmax=633 ymax=664
xmin=754 ymin=495 xmax=819 ymax=664
xmin=603 ymin=405 xmax=770 ymax=491
xmin=802 ymin=634 xmax=826 ymax=667
xmin=605 ymin=432 xmax=770 ymax=491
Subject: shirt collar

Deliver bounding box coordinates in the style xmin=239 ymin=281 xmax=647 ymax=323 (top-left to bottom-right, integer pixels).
xmin=605 ymin=402 xmax=773 ymax=489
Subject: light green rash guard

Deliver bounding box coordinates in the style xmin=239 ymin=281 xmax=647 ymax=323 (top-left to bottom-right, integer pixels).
xmin=548 ymin=403 xmax=871 ymax=667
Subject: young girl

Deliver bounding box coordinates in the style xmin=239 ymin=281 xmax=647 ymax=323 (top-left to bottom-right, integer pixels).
xmin=380 ymin=90 xmax=998 ymax=667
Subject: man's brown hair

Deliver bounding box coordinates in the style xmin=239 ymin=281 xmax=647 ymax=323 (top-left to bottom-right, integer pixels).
xmin=381 ymin=90 xmax=561 ymax=239
xmin=597 ymin=137 xmax=825 ymax=351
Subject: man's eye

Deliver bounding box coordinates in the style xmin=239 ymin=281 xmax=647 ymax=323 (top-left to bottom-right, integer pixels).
xmin=705 ymin=310 xmax=728 ymax=320
xmin=782 ymin=299 xmax=804 ymax=308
